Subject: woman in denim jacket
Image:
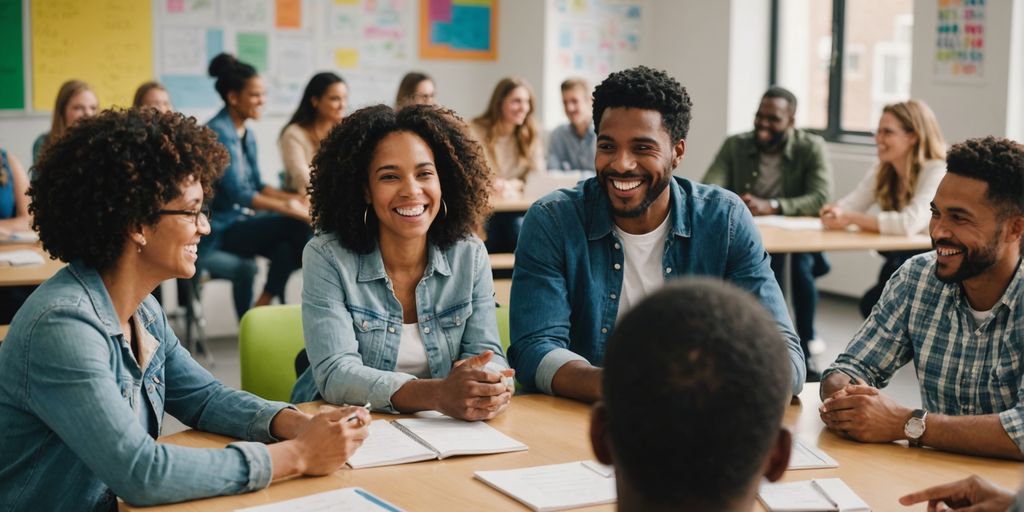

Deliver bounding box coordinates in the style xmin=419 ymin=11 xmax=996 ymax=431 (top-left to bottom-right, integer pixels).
xmin=291 ymin=105 xmax=514 ymax=421
xmin=0 ymin=110 xmax=369 ymax=511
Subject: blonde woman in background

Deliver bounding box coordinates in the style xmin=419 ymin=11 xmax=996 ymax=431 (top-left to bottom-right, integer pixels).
xmin=33 ymin=80 xmax=98 ymax=162
xmin=279 ymin=72 xmax=347 ymax=194
xmin=819 ymin=100 xmax=947 ymax=316
xmin=394 ymin=72 xmax=435 ymax=110
xmin=469 ymin=77 xmax=544 ymax=253
xmin=133 ymin=81 xmax=173 ymax=113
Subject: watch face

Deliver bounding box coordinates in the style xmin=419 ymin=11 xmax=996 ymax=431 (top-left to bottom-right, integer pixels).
xmin=905 ymin=418 xmax=926 ymax=439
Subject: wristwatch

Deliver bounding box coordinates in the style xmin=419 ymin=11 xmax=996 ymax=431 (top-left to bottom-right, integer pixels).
xmin=904 ymin=409 xmax=928 ymax=447
xmin=769 ymin=199 xmax=780 ymax=213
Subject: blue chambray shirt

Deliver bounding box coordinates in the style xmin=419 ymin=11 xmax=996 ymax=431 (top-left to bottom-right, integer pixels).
xmin=205 ymin=108 xmax=265 ymax=247
xmin=508 ymin=176 xmax=806 ymax=395
xmin=825 ymin=254 xmax=1024 ymax=453
xmin=291 ymin=234 xmax=507 ymax=412
xmin=0 ymin=262 xmax=291 ymax=510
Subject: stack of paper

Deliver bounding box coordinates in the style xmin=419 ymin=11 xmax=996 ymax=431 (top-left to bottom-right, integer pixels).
xmin=235 ymin=487 xmax=403 ymax=512
xmin=0 ymin=231 xmax=39 ymax=243
xmin=346 ymin=417 xmax=527 ymax=469
xmin=0 ymin=249 xmax=44 ymax=266
xmin=475 ymin=461 xmax=616 ymax=512
xmin=753 ymin=216 xmax=825 ymax=231
xmin=759 ymin=478 xmax=870 ymax=511
xmin=788 ymin=439 xmax=839 ymax=470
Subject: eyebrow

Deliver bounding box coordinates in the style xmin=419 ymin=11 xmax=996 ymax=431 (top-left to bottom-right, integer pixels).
xmin=596 ymin=135 xmax=660 ymax=144
xmin=374 ymin=162 xmax=436 ymax=173
xmin=930 ymin=202 xmax=974 ymax=216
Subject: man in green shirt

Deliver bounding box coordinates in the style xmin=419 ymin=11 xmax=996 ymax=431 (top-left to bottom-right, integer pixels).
xmin=703 ymin=86 xmax=833 ymax=381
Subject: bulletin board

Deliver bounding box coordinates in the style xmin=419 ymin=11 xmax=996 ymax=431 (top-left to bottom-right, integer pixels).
xmin=933 ymin=0 xmax=985 ymax=83
xmin=550 ymin=0 xmax=643 ymax=87
xmin=419 ymin=0 xmax=498 ymax=61
xmin=0 ymin=0 xmax=24 ymax=110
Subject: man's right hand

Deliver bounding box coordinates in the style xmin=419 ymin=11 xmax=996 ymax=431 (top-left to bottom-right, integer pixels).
xmin=899 ymin=475 xmax=1015 ymax=511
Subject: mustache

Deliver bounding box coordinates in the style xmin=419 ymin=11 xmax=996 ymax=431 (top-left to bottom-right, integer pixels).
xmin=599 ymin=171 xmax=647 ymax=180
xmin=932 ymin=238 xmax=966 ymax=251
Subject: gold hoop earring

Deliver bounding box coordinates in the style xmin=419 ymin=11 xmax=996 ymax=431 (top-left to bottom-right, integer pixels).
xmin=440 ymin=199 xmax=448 ymax=219
xmin=363 ymin=207 xmax=369 ymax=228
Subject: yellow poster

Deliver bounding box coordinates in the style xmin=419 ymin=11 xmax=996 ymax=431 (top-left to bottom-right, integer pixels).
xmin=32 ymin=0 xmax=153 ymax=111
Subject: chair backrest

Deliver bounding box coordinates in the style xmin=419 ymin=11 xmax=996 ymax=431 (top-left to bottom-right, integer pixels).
xmin=495 ymin=304 xmax=511 ymax=355
xmin=239 ymin=305 xmax=305 ymax=402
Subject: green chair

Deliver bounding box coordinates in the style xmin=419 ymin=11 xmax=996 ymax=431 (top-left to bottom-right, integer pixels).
xmin=239 ymin=304 xmax=305 ymax=402
xmin=495 ymin=304 xmax=511 ymax=355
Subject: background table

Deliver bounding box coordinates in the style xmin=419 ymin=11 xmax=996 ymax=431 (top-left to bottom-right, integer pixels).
xmin=122 ymin=385 xmax=1021 ymax=511
xmin=0 ymin=243 xmax=63 ymax=287
xmin=757 ymin=220 xmax=932 ymax=253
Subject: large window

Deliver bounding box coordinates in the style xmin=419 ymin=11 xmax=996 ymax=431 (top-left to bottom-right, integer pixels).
xmin=771 ymin=0 xmax=914 ymax=141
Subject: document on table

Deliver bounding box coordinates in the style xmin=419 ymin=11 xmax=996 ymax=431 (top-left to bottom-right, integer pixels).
xmin=234 ymin=487 xmax=403 ymax=512
xmin=758 ymin=478 xmax=870 ymax=511
xmin=474 ymin=460 xmax=616 ymax=512
xmin=0 ymin=249 xmax=44 ymax=266
xmin=788 ymin=439 xmax=839 ymax=469
xmin=346 ymin=417 xmax=527 ymax=469
xmin=754 ymin=216 xmax=825 ymax=231
xmin=0 ymin=231 xmax=39 ymax=244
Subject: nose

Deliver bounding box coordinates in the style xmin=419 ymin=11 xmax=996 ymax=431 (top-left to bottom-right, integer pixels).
xmin=197 ymin=212 xmax=211 ymax=235
xmin=399 ymin=174 xmax=422 ymax=197
xmin=610 ymin=148 xmax=637 ymax=173
xmin=929 ymin=215 xmax=950 ymax=242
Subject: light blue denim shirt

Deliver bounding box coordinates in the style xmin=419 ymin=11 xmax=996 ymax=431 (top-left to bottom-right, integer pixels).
xmin=508 ymin=176 xmax=805 ymax=395
xmin=0 ymin=262 xmax=291 ymax=511
xmin=291 ymin=233 xmax=506 ymax=412
xmin=205 ymin=107 xmax=265 ymax=242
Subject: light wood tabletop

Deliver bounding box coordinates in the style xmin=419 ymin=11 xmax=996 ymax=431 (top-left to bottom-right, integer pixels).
xmin=758 ymin=219 xmax=932 ymax=254
xmin=0 ymin=243 xmax=63 ymax=287
xmin=121 ymin=385 xmax=1022 ymax=511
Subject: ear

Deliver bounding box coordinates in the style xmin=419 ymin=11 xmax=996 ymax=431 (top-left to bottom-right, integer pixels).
xmin=764 ymin=427 xmax=792 ymax=482
xmin=226 ymin=89 xmax=239 ymax=107
xmin=1003 ymin=214 xmax=1024 ymax=245
xmin=589 ymin=402 xmax=614 ymax=465
xmin=129 ymin=225 xmax=147 ymax=247
xmin=672 ymin=139 xmax=686 ymax=169
xmin=363 ymin=185 xmax=371 ymax=205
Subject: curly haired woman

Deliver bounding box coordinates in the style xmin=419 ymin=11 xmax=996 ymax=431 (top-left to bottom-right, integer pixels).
xmin=0 ymin=109 xmax=368 ymax=510
xmin=291 ymin=104 xmax=514 ymax=421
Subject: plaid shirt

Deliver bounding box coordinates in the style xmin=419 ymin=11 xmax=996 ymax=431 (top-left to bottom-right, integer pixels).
xmin=825 ymin=253 xmax=1024 ymax=452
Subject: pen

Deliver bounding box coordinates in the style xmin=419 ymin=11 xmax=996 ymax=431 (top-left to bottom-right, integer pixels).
xmin=346 ymin=402 xmax=372 ymax=423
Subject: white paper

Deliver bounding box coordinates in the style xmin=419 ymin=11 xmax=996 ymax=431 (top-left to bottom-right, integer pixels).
xmin=0 ymin=249 xmax=44 ymax=266
xmin=0 ymin=231 xmax=38 ymax=243
xmin=754 ymin=216 xmax=824 ymax=231
xmin=394 ymin=417 xmax=527 ymax=458
xmin=161 ymin=26 xmax=208 ymax=75
xmin=813 ymin=479 xmax=871 ymax=512
xmin=475 ymin=461 xmax=616 ymax=512
xmin=345 ymin=420 xmax=436 ymax=469
xmin=758 ymin=480 xmax=837 ymax=511
xmin=234 ymin=487 xmax=403 ymax=512
xmin=788 ymin=439 xmax=839 ymax=470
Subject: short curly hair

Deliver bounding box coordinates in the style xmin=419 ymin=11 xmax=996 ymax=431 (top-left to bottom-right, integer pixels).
xmin=29 ymin=109 xmax=227 ymax=270
xmin=946 ymin=136 xmax=1024 ymax=218
xmin=310 ymin=104 xmax=491 ymax=253
xmin=592 ymin=65 xmax=693 ymax=142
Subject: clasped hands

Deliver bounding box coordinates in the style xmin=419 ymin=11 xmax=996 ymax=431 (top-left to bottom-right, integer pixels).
xmin=439 ymin=350 xmax=515 ymax=421
xmin=819 ymin=382 xmax=914 ymax=443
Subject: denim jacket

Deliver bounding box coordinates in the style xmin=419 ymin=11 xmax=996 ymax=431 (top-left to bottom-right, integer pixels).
xmin=0 ymin=262 xmax=291 ymax=511
xmin=206 ymin=108 xmax=265 ymax=240
xmin=291 ymin=234 xmax=506 ymax=412
xmin=508 ymin=177 xmax=805 ymax=395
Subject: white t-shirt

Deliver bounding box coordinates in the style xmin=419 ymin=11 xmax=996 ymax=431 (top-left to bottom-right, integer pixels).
xmin=613 ymin=215 xmax=671 ymax=320
xmin=396 ymin=323 xmax=430 ymax=378
xmin=968 ymin=305 xmax=993 ymax=329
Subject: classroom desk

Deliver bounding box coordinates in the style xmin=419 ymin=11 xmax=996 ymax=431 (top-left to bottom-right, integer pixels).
xmin=757 ymin=219 xmax=932 ymax=253
xmin=0 ymin=243 xmax=63 ymax=287
xmin=121 ymin=385 xmax=1021 ymax=511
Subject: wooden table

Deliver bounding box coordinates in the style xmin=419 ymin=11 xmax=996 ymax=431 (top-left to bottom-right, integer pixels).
xmin=0 ymin=243 xmax=63 ymax=287
xmin=122 ymin=385 xmax=1021 ymax=511
xmin=757 ymin=220 xmax=932 ymax=254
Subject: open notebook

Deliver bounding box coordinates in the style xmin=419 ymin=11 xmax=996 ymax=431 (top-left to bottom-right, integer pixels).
xmin=788 ymin=439 xmax=839 ymax=470
xmin=759 ymin=478 xmax=870 ymax=512
xmin=346 ymin=417 xmax=527 ymax=469
xmin=474 ymin=461 xmax=616 ymax=512
xmin=235 ymin=487 xmax=403 ymax=512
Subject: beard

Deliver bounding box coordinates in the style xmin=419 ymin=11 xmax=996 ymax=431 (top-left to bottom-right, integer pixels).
xmin=933 ymin=230 xmax=1001 ymax=284
xmin=601 ymin=169 xmax=672 ymax=218
xmin=755 ymin=128 xmax=788 ymax=151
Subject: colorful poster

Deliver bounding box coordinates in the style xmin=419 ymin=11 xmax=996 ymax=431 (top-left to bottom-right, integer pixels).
xmin=0 ymin=0 xmax=24 ymax=109
xmin=553 ymin=0 xmax=642 ymax=81
xmin=275 ymin=0 xmax=302 ymax=29
xmin=934 ymin=0 xmax=985 ymax=83
xmin=237 ymin=32 xmax=269 ymax=72
xmin=420 ymin=0 xmax=498 ymax=60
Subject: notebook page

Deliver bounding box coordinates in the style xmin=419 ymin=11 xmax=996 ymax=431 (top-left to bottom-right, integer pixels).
xmin=392 ymin=417 xmax=527 ymax=458
xmin=0 ymin=249 xmax=44 ymax=266
xmin=788 ymin=439 xmax=839 ymax=470
xmin=345 ymin=420 xmax=436 ymax=469
xmin=235 ymin=487 xmax=404 ymax=512
xmin=474 ymin=461 xmax=616 ymax=512
xmin=758 ymin=480 xmax=837 ymax=512
xmin=812 ymin=479 xmax=870 ymax=512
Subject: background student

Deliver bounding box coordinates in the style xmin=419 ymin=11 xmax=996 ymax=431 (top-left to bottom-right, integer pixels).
xmin=291 ymin=104 xmax=512 ymax=420
xmin=204 ymin=53 xmax=312 ymax=312
xmin=133 ymin=81 xmax=173 ymax=113
xmin=469 ymin=77 xmax=544 ymax=253
xmin=32 ymin=79 xmax=98 ymax=163
xmin=547 ymin=77 xmax=596 ymax=172
xmin=395 ymin=71 xmax=436 ymax=110
xmin=0 ymin=145 xmax=32 ymax=323
xmin=0 ymin=109 xmax=369 ymax=510
xmin=819 ymin=99 xmax=946 ymax=317
xmin=279 ymin=72 xmax=348 ymax=195
xmin=591 ymin=279 xmax=792 ymax=511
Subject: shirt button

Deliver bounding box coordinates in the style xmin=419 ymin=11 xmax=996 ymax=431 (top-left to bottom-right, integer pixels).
xmin=388 ymin=326 xmax=396 ymax=333
xmin=601 ymin=327 xmax=608 ymax=334
xmin=613 ymin=263 xmax=621 ymax=270
xmin=423 ymin=327 xmax=431 ymax=334
xmin=665 ymin=267 xmax=672 ymax=274
xmin=147 ymin=385 xmax=154 ymax=393
xmin=362 ymin=321 xmax=369 ymax=329
xmin=610 ymin=293 xmax=616 ymax=299
xmin=153 ymin=376 xmax=160 ymax=384
xmin=614 ymin=243 xmax=621 ymax=250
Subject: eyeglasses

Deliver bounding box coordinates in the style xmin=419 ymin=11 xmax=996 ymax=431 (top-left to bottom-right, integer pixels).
xmin=158 ymin=204 xmax=211 ymax=226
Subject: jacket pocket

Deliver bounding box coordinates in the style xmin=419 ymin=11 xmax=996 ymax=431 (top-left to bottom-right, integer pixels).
xmin=351 ymin=310 xmax=388 ymax=367
xmin=437 ymin=302 xmax=472 ymax=360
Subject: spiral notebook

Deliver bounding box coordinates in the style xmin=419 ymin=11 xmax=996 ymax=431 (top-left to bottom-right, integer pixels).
xmin=346 ymin=417 xmax=527 ymax=469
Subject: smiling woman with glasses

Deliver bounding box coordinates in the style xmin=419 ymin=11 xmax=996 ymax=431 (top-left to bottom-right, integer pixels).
xmin=0 ymin=109 xmax=369 ymax=510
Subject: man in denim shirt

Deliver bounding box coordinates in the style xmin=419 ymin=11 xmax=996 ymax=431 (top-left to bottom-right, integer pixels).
xmin=508 ymin=66 xmax=805 ymax=402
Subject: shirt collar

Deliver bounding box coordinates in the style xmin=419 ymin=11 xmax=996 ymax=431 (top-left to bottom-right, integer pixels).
xmin=583 ymin=176 xmax=691 ymax=241
xmin=950 ymin=258 xmax=1024 ymax=312
xmin=67 ymin=261 xmax=158 ymax=337
xmin=356 ymin=240 xmax=451 ymax=282
xmin=745 ymin=128 xmax=797 ymax=160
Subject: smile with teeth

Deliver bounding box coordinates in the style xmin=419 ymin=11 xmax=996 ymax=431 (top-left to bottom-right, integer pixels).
xmin=395 ymin=205 xmax=426 ymax=217
xmin=185 ymin=244 xmax=198 ymax=255
xmin=611 ymin=179 xmax=643 ymax=191
xmin=936 ymin=246 xmax=962 ymax=257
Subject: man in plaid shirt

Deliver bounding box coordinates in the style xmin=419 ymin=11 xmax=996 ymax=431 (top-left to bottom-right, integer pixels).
xmin=819 ymin=136 xmax=1024 ymax=459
